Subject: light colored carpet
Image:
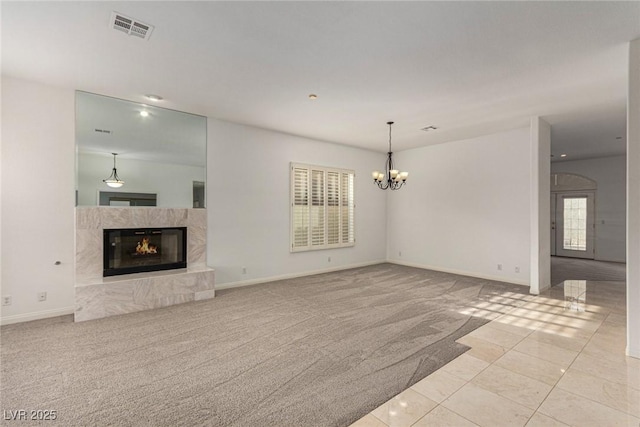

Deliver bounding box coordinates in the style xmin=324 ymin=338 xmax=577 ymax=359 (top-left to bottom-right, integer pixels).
xmin=551 ymin=256 xmax=626 ymax=285
xmin=1 ymin=263 xmax=526 ymax=426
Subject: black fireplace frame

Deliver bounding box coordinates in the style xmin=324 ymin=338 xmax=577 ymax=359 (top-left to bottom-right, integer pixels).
xmin=103 ymin=227 xmax=187 ymax=277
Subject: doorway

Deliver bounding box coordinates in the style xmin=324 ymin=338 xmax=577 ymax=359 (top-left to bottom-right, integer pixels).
xmin=551 ymin=192 xmax=595 ymax=259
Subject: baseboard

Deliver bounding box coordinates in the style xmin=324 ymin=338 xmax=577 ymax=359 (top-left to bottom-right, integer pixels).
xmin=215 ymin=260 xmax=387 ymax=290
xmin=627 ymin=344 xmax=640 ymax=360
xmin=387 ymin=259 xmax=530 ymax=287
xmin=1 ymin=306 xmax=75 ymax=326
xmin=594 ymin=258 xmax=626 ymax=264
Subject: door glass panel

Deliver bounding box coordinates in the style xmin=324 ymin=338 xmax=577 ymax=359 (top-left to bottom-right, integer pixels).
xmin=563 ymin=197 xmax=587 ymax=251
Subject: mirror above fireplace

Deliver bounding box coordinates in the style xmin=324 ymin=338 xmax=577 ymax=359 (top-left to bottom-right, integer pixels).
xmin=75 ymin=91 xmax=207 ymax=208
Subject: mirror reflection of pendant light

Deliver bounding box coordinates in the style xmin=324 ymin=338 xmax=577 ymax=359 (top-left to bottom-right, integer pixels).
xmin=371 ymin=121 xmax=408 ymax=190
xmin=103 ymin=153 xmax=125 ymax=188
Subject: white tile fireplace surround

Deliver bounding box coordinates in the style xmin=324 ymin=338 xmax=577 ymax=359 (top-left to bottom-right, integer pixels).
xmin=74 ymin=207 xmax=215 ymax=322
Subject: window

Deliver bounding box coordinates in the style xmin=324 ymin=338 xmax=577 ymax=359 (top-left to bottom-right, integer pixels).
xmin=291 ymin=163 xmax=355 ymax=252
xmin=563 ymin=197 xmax=587 ymax=251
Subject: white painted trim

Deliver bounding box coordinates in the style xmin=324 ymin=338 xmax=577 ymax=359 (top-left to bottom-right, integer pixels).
xmin=387 ymin=260 xmax=530 ymax=287
xmin=1 ymin=307 xmax=74 ymax=326
xmin=627 ymin=38 xmax=640 ymax=361
xmin=215 ymin=260 xmax=386 ymax=290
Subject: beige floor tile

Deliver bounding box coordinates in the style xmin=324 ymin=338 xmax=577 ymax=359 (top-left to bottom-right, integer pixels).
xmin=485 ymin=317 xmax=537 ymax=338
xmin=581 ymin=336 xmax=627 ymax=363
xmin=526 ymin=328 xmax=590 ymax=353
xmin=557 ymin=369 xmax=640 ymax=417
xmin=548 ymin=314 xmax=603 ymax=333
xmin=440 ymin=353 xmax=489 ymax=381
xmin=595 ymin=321 xmax=626 ymax=338
xmin=456 ymin=335 xmax=507 ymax=363
xmin=492 ymin=313 xmax=545 ymax=333
xmin=554 ymin=306 xmax=609 ymax=321
xmin=513 ymin=336 xmax=579 ymax=368
xmin=441 ymin=383 xmax=534 ymax=427
xmin=349 ymin=414 xmax=388 ymax=427
xmin=471 ymin=364 xmax=554 ymax=410
xmin=590 ymin=326 xmax=627 ymax=345
xmin=371 ymin=388 xmax=437 ymax=427
xmin=570 ymin=352 xmax=640 ymax=391
xmin=467 ymin=324 xmax=525 ymax=349
xmin=521 ymin=299 xmax=565 ymax=312
xmin=538 ymin=388 xmax=640 ymax=427
xmin=506 ymin=307 xmax=557 ymax=324
xmin=411 ymin=369 xmax=467 ymax=403
xmin=525 ymin=412 xmax=570 ymax=426
xmin=412 ymin=405 xmax=478 ymax=427
xmin=494 ymin=350 xmax=566 ymax=386
xmin=605 ymin=312 xmax=627 ymax=325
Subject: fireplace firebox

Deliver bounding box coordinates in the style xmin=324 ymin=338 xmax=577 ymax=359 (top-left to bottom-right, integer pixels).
xmin=103 ymin=227 xmax=187 ymax=277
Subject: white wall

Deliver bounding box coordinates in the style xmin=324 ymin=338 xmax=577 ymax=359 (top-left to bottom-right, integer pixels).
xmin=206 ymin=118 xmax=388 ymax=287
xmin=386 ymin=127 xmax=532 ymax=286
xmin=77 ymin=152 xmax=205 ymax=207
xmin=1 ymin=77 xmax=76 ymax=323
xmin=627 ymin=38 xmax=640 ymax=359
xmin=530 ymin=117 xmax=551 ymax=294
xmin=551 ymin=156 xmax=626 ymax=263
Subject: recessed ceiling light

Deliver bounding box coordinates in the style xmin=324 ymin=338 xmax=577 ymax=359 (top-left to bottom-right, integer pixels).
xmin=308 ymin=94 xmax=318 ymax=100
xmin=421 ymin=126 xmax=438 ymax=132
xmin=140 ymin=110 xmax=149 ymax=117
xmin=560 ymin=153 xmax=567 ymax=158
xmin=145 ymin=94 xmax=163 ymax=101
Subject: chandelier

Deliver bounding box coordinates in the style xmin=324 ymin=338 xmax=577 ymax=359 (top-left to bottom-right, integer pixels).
xmin=103 ymin=153 xmax=125 ymax=188
xmin=372 ymin=121 xmax=408 ymax=190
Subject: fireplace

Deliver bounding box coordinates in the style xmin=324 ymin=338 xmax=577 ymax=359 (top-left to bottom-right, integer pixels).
xmin=103 ymin=227 xmax=187 ymax=277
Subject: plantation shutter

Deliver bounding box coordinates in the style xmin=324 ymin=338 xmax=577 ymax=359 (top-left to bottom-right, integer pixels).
xmin=327 ymin=171 xmax=340 ymax=245
xmin=292 ymin=167 xmax=309 ymax=248
xmin=311 ymin=169 xmax=325 ymax=247
xmin=291 ymin=163 xmax=355 ymax=252
xmin=341 ymin=172 xmax=355 ymax=244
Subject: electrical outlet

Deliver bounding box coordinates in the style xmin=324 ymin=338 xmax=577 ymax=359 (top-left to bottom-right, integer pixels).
xmin=242 ymin=267 xmax=247 ymax=274
xmin=328 ymin=256 xmax=331 ymax=262
xmin=515 ymin=266 xmax=520 ymax=273
xmin=399 ymin=251 xmax=402 ymax=257
xmin=38 ymin=292 xmax=47 ymax=302
xmin=497 ymin=264 xmax=503 ymax=271
xmin=2 ymin=296 xmax=11 ymax=306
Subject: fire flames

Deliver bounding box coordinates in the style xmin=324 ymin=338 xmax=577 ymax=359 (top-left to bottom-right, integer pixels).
xmin=136 ymin=237 xmax=158 ymax=255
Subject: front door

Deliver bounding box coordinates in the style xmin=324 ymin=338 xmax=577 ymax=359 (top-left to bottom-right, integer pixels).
xmin=552 ymin=192 xmax=595 ymax=259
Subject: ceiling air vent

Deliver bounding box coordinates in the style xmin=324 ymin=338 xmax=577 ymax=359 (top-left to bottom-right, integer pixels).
xmin=110 ymin=11 xmax=154 ymax=40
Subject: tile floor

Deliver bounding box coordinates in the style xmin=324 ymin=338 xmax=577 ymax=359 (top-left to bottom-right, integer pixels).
xmin=349 ymin=280 xmax=639 ymax=427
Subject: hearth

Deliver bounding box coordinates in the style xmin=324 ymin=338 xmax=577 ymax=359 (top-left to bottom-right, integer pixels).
xmin=103 ymin=227 xmax=187 ymax=277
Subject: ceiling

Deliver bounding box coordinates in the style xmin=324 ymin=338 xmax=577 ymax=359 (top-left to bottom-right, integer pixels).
xmin=2 ymin=2 xmax=639 ymax=162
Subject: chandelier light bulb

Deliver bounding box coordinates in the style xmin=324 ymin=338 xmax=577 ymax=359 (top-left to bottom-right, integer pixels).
xmin=104 ymin=180 xmax=124 ymax=188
